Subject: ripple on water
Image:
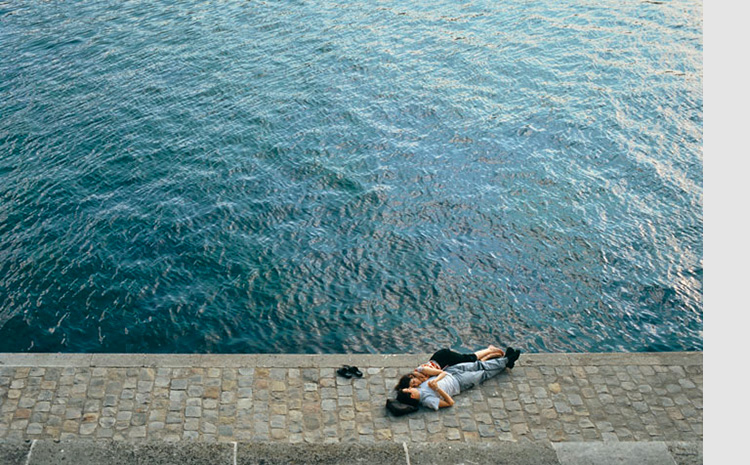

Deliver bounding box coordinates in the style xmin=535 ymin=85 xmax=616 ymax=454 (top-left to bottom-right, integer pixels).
xmin=0 ymin=0 xmax=702 ymax=353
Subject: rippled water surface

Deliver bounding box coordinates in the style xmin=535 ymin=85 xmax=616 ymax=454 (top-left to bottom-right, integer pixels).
xmin=0 ymin=0 xmax=702 ymax=353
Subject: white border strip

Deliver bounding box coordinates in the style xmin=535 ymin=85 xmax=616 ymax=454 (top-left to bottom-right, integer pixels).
xmin=24 ymin=439 xmax=37 ymax=465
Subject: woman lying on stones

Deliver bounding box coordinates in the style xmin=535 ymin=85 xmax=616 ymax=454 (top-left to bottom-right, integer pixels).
xmin=393 ymin=346 xmax=507 ymax=392
xmin=395 ymin=347 xmax=521 ymax=411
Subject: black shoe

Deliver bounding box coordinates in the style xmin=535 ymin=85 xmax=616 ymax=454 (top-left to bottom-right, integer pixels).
xmin=337 ymin=365 xmax=353 ymax=378
xmin=505 ymin=347 xmax=521 ymax=369
xmin=348 ymin=366 xmax=363 ymax=378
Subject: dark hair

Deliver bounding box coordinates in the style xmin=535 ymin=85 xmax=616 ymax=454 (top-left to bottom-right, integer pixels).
xmin=385 ymin=398 xmax=418 ymax=417
xmin=396 ymin=389 xmax=419 ymax=407
xmin=394 ymin=374 xmax=413 ymax=391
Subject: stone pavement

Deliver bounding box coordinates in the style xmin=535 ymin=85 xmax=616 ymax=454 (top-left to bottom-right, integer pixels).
xmin=0 ymin=352 xmax=702 ymax=464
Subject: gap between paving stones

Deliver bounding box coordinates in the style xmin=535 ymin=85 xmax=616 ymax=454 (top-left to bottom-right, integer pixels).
xmin=0 ymin=352 xmax=702 ymax=447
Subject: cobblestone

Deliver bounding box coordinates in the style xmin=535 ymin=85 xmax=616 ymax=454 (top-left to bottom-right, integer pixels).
xmin=0 ymin=352 xmax=701 ymax=445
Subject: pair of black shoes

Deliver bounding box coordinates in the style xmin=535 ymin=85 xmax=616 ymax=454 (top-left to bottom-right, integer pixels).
xmin=337 ymin=365 xmax=363 ymax=379
xmin=505 ymin=347 xmax=521 ymax=369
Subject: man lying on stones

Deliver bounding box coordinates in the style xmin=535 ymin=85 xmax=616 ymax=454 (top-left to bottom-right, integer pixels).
xmin=393 ymin=346 xmax=507 ymax=392
xmin=395 ymin=347 xmax=521 ymax=411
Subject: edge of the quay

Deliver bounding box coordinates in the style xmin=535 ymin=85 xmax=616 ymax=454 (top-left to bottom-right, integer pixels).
xmin=0 ymin=351 xmax=703 ymax=368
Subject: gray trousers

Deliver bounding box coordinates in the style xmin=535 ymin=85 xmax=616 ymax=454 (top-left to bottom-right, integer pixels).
xmin=445 ymin=357 xmax=508 ymax=392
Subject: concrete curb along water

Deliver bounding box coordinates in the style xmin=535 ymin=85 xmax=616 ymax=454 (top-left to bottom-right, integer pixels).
xmin=0 ymin=352 xmax=703 ymax=368
xmin=0 ymin=353 xmax=427 ymax=368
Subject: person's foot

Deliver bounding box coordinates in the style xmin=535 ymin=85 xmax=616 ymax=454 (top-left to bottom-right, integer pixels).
xmin=489 ymin=344 xmax=505 ymax=356
xmin=505 ymin=347 xmax=521 ymax=369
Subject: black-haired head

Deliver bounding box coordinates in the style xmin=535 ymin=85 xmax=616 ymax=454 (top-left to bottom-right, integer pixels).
xmin=396 ymin=389 xmax=419 ymax=407
xmin=394 ymin=374 xmax=414 ymax=391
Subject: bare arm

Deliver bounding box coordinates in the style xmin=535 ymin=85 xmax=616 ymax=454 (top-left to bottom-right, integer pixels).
xmin=427 ymin=379 xmax=455 ymax=409
xmin=437 ymin=396 xmax=454 ymax=408
xmin=435 ymin=387 xmax=455 ymax=408
xmin=418 ymin=365 xmax=444 ymax=377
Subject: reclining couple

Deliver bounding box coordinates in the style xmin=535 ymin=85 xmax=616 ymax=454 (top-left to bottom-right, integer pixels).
xmin=387 ymin=345 xmax=521 ymax=415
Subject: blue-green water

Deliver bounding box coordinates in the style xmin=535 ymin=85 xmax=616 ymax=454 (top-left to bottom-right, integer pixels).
xmin=0 ymin=0 xmax=702 ymax=354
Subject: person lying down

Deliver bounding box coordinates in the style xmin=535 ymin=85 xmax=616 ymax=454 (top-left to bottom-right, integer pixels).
xmin=394 ymin=346 xmax=507 ymax=392
xmin=390 ymin=347 xmax=521 ymax=413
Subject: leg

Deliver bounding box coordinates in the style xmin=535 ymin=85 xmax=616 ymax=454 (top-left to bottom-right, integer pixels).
xmin=474 ymin=347 xmax=494 ymax=360
xmin=448 ymin=358 xmax=508 ymax=392
xmin=476 ymin=346 xmax=505 ymax=361
xmin=431 ymin=349 xmax=477 ymax=368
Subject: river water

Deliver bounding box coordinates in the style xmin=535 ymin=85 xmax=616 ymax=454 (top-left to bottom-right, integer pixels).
xmin=0 ymin=0 xmax=703 ymax=353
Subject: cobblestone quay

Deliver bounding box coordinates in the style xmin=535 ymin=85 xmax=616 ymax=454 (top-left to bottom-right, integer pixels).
xmin=0 ymin=352 xmax=701 ymax=462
